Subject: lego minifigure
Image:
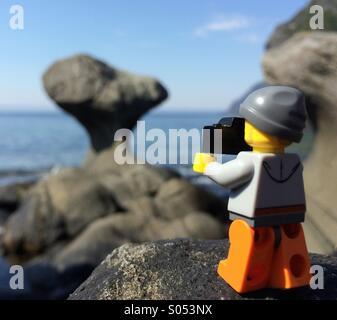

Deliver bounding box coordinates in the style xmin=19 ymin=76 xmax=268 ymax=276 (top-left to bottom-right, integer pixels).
xmin=194 ymin=86 xmax=311 ymax=293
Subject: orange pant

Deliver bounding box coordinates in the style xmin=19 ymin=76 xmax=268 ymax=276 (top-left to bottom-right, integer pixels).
xmin=218 ymin=220 xmax=311 ymax=293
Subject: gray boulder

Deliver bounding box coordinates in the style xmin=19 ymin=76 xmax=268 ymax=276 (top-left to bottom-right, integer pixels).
xmin=2 ymin=168 xmax=118 ymax=260
xmin=43 ymin=54 xmax=168 ymax=152
xmin=266 ymin=0 xmax=337 ymax=50
xmin=42 ymin=211 xmax=224 ymax=274
xmin=0 ymin=162 xmax=227 ymax=299
xmin=263 ymin=32 xmax=337 ymax=254
xmin=0 ymin=164 xmax=179 ymax=259
xmin=69 ymin=239 xmax=337 ymax=300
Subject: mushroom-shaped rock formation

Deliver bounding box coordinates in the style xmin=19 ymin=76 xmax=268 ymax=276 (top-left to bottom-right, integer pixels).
xmin=43 ymin=54 xmax=168 ymax=152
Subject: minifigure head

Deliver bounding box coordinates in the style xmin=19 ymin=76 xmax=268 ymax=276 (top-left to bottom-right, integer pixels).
xmin=244 ymin=121 xmax=290 ymax=153
xmin=240 ymin=86 xmax=307 ymax=153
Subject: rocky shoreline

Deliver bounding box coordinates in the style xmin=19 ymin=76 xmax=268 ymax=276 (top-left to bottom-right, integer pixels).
xmin=0 ymin=55 xmax=231 ymax=299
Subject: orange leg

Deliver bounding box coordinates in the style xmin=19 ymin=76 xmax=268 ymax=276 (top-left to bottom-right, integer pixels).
xmin=268 ymin=223 xmax=311 ymax=289
xmin=218 ymin=219 xmax=275 ymax=293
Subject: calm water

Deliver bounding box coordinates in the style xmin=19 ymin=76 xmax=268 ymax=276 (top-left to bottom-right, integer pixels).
xmin=0 ymin=110 xmax=313 ymax=186
xmin=0 ymin=113 xmax=89 ymax=171
xmin=0 ymin=111 xmax=223 ymax=184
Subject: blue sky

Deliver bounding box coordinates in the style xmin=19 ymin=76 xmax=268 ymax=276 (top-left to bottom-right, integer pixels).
xmin=0 ymin=0 xmax=308 ymax=112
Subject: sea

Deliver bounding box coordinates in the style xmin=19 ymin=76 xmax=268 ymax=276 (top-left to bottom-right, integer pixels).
xmin=0 ymin=110 xmax=227 ymax=186
xmin=0 ymin=110 xmax=313 ymax=187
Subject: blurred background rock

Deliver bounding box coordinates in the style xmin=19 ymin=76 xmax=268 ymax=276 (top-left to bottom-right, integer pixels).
xmin=0 ymin=55 xmax=229 ymax=299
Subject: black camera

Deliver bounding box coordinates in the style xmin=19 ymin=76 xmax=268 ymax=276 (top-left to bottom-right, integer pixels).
xmin=202 ymin=117 xmax=252 ymax=155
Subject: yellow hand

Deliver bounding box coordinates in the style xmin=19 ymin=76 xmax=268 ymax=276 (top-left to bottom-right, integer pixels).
xmin=193 ymin=153 xmax=216 ymax=173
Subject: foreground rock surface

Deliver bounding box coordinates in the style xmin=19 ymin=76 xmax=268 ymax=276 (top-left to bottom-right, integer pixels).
xmin=43 ymin=54 xmax=168 ymax=152
xmin=263 ymin=32 xmax=337 ymax=254
xmin=70 ymin=239 xmax=337 ymax=300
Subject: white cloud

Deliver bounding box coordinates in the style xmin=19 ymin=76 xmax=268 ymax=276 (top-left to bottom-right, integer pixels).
xmin=236 ymin=33 xmax=261 ymax=44
xmin=195 ymin=15 xmax=251 ymax=37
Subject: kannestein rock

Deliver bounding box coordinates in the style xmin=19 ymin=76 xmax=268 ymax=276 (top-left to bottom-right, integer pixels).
xmin=266 ymin=0 xmax=337 ymax=49
xmin=69 ymin=239 xmax=337 ymax=300
xmin=43 ymin=54 xmax=168 ymax=152
xmin=263 ymin=32 xmax=337 ymax=254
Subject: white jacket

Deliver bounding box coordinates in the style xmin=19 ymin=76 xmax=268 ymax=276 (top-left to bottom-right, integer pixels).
xmin=205 ymin=152 xmax=306 ymax=223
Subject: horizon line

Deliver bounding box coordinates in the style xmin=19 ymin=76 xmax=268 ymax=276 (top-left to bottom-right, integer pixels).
xmin=0 ymin=108 xmax=227 ymax=114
